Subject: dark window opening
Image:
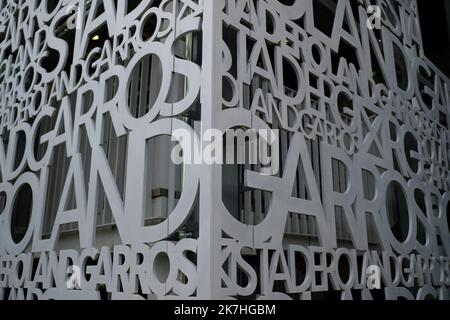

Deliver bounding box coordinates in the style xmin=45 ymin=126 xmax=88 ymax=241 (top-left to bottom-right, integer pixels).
xmin=418 ymin=0 xmax=450 ymax=78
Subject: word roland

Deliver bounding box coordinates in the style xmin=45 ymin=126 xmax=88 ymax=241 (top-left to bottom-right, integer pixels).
xmin=0 ymin=241 xmax=198 ymax=300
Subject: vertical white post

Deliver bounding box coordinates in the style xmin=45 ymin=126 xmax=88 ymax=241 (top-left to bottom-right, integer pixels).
xmin=197 ymin=0 xmax=222 ymax=299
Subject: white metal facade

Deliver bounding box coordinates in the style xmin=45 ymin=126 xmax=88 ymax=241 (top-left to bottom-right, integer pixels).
xmin=0 ymin=0 xmax=449 ymax=300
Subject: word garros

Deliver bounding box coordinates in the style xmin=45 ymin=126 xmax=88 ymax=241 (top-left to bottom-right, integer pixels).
xmin=171 ymin=127 xmax=280 ymax=173
xmin=0 ymin=240 xmax=198 ymax=300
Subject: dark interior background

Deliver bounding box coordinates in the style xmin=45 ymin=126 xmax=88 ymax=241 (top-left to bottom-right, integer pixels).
xmin=417 ymin=0 xmax=450 ymax=77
